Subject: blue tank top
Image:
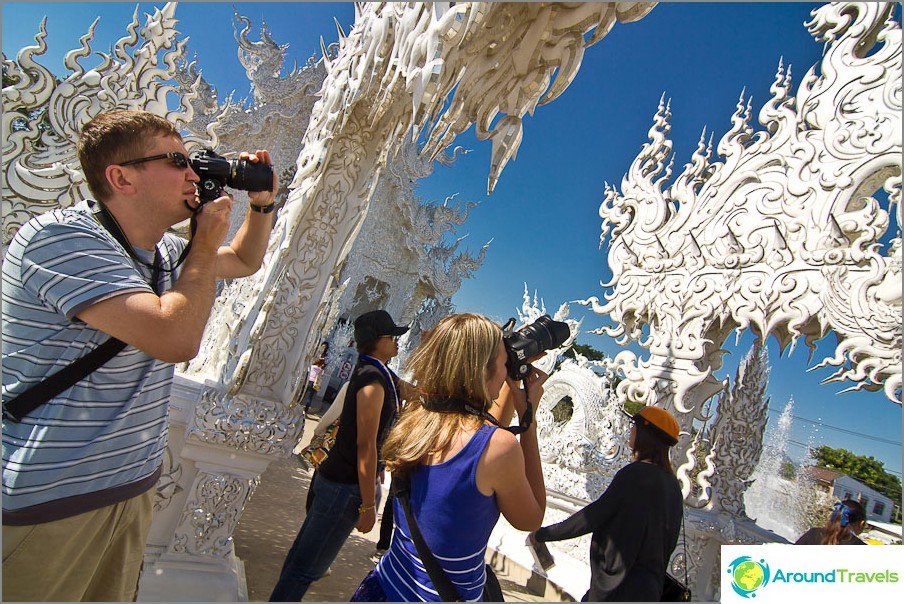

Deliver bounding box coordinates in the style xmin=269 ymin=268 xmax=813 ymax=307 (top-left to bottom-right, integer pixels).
xmin=375 ymin=424 xmax=500 ymax=601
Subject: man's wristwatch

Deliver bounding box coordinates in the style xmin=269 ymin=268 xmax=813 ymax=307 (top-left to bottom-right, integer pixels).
xmin=249 ymin=203 xmax=275 ymax=214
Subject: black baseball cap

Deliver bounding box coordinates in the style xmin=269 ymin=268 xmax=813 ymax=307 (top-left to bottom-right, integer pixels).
xmin=353 ymin=310 xmax=409 ymax=345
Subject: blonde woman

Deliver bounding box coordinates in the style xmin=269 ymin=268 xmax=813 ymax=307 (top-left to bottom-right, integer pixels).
xmin=351 ymin=313 xmax=547 ymax=602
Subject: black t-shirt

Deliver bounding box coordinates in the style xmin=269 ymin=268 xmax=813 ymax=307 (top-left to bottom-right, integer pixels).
xmin=534 ymin=460 xmax=683 ymax=602
xmin=317 ymin=361 xmax=399 ymax=485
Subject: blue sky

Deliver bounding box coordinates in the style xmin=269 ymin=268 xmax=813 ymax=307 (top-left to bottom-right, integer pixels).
xmin=3 ymin=2 xmax=901 ymax=478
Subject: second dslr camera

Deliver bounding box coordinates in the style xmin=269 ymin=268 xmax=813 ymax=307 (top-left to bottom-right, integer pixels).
xmin=503 ymin=315 xmax=570 ymax=380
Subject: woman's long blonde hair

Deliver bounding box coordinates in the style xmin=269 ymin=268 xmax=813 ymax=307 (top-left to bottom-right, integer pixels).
xmin=382 ymin=313 xmax=502 ymax=476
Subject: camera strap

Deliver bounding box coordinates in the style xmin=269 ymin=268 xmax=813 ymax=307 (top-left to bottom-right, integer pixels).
xmin=420 ymin=394 xmax=532 ymax=435
xmin=89 ymin=199 xmax=193 ymax=276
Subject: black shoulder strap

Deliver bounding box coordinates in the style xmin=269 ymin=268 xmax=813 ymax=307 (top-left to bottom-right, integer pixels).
xmin=391 ymin=476 xmax=465 ymax=602
xmin=3 ymin=337 xmax=127 ymax=422
xmin=2 ymin=201 xmax=163 ymax=423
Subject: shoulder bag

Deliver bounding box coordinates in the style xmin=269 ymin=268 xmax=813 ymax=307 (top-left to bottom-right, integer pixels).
xmin=662 ymin=504 xmax=692 ymax=602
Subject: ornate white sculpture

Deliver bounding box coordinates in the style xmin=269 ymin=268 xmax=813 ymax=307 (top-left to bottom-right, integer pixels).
xmin=330 ymin=139 xmax=489 ymax=332
xmin=583 ymin=2 xmax=901 ymax=414
xmin=691 ymin=344 xmax=770 ymax=515
xmin=182 ymin=1 xmax=656 ymax=421
xmin=1 ymin=3 xmax=216 ymax=250
xmin=575 ymin=2 xmax=901 ymax=599
xmin=511 ymin=288 xmax=623 ymax=507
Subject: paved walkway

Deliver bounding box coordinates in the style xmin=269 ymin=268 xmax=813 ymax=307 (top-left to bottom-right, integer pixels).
xmin=233 ymin=414 xmax=551 ymax=602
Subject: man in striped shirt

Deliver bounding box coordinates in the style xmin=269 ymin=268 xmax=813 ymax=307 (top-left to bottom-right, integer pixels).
xmin=2 ymin=110 xmax=277 ymax=602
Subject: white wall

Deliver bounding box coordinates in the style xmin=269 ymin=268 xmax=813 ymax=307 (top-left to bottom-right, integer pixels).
xmin=832 ymin=475 xmax=894 ymax=523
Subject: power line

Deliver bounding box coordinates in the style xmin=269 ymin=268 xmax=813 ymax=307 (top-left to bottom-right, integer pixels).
xmin=785 ymin=439 xmax=902 ymax=478
xmin=768 ymin=408 xmax=901 ymax=447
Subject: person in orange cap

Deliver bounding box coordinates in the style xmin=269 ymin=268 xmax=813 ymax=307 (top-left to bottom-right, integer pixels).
xmin=529 ymin=404 xmax=684 ymax=601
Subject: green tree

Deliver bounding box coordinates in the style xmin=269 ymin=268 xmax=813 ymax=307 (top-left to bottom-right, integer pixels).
xmin=780 ymin=461 xmax=796 ymax=480
xmin=569 ymin=342 xmax=606 ymax=362
xmin=623 ymin=398 xmax=645 ymax=417
xmin=3 ymin=70 xmax=21 ymax=88
xmin=811 ymin=445 xmax=902 ymax=505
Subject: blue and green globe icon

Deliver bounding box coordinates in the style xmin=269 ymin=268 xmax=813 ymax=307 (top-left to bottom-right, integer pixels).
xmin=727 ymin=556 xmax=770 ymax=598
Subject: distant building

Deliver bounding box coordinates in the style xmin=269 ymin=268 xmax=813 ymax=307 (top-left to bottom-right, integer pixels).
xmin=802 ymin=466 xmax=894 ymax=523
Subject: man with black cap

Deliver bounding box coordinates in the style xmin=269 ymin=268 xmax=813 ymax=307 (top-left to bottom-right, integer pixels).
xmin=270 ymin=310 xmax=411 ymax=602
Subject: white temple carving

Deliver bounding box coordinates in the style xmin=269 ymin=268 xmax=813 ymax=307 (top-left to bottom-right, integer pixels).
xmin=574 ymin=2 xmax=901 ymax=598
xmin=2 ymin=4 xmax=217 ymax=251
xmin=583 ymin=1 xmax=901 ymax=417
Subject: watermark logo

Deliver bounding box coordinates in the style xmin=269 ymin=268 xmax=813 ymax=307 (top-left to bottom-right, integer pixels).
xmin=727 ymin=556 xmax=771 ymax=598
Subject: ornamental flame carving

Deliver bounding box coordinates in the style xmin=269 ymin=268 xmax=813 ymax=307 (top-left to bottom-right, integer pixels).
xmin=698 ymin=344 xmax=771 ymax=514
xmin=581 ymin=2 xmax=902 ymax=424
xmin=187 ymin=2 xmax=656 ymax=413
xmin=1 ymin=3 xmax=216 ymax=248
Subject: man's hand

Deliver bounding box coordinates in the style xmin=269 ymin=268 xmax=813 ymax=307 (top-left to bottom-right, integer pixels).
xmin=214 ymin=148 xmax=276 ymax=279
xmin=193 ymin=195 xmax=232 ymax=251
xmin=356 ymin=506 xmax=377 ymax=533
xmin=242 ymin=149 xmax=277 ymax=208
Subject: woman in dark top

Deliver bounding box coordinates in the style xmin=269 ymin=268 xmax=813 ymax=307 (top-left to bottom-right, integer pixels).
xmin=795 ymin=499 xmax=867 ymax=545
xmin=269 ymin=310 xmax=411 ymax=602
xmin=530 ymin=406 xmax=684 ymax=602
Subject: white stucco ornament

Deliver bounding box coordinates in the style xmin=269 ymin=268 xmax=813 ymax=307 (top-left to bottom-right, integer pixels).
xmin=580 ymin=2 xmax=901 ymax=415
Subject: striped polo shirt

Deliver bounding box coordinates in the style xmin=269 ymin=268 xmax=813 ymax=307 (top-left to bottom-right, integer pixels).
xmin=2 ymin=201 xmax=186 ymax=524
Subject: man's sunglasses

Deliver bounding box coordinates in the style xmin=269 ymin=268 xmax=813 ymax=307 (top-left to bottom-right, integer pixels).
xmin=118 ymin=152 xmax=190 ymax=169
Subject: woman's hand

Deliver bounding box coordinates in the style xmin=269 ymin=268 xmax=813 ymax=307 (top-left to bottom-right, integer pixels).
xmin=505 ymin=366 xmax=549 ymax=419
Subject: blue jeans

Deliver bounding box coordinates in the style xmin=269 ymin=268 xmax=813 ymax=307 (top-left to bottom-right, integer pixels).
xmin=302 ymin=387 xmax=316 ymax=412
xmin=269 ymin=473 xmax=362 ymax=601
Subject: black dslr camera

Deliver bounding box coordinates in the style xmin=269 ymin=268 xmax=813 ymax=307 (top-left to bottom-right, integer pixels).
xmin=503 ymin=315 xmax=570 ymax=380
xmin=190 ymin=149 xmax=274 ymax=203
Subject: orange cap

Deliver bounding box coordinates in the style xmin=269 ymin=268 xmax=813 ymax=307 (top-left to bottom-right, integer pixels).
xmin=633 ymin=406 xmax=680 ymax=446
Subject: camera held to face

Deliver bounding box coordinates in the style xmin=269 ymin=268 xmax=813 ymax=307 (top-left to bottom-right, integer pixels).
xmin=190 ymin=149 xmax=274 ymax=203
xmin=503 ymin=314 xmax=570 ymax=380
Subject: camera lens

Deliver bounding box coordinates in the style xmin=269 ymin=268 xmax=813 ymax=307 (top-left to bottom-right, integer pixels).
xmin=503 ymin=315 xmax=570 ymax=380
xmin=231 ymin=159 xmax=274 ymax=193
xmin=525 ymin=315 xmax=570 ymax=352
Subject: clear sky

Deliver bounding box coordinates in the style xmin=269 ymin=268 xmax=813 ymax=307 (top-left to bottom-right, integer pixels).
xmin=3 ymin=2 xmax=901 ymax=478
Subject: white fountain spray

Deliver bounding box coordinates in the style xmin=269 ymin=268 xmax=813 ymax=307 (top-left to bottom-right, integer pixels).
xmin=743 ymin=397 xmax=799 ymax=541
